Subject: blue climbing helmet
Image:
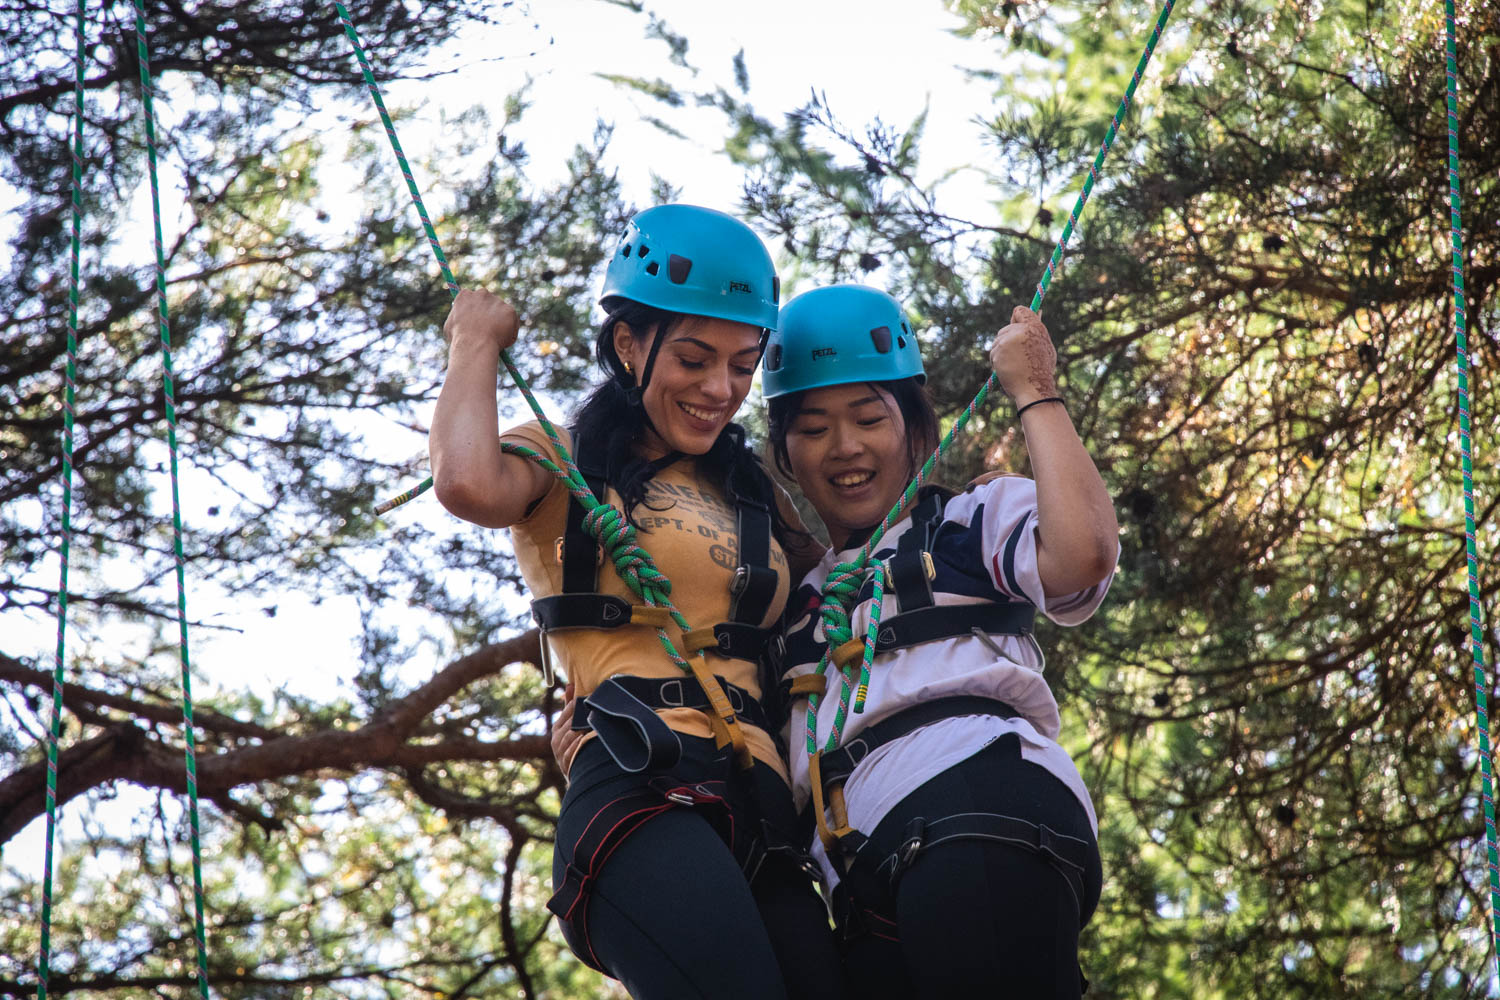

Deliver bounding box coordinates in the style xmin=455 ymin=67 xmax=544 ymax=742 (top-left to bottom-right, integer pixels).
xmin=600 ymin=204 xmax=780 ymax=330
xmin=762 ymin=284 xmax=925 ymax=399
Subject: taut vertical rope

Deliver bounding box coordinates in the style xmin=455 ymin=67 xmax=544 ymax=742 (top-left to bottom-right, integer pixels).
xmin=131 ymin=2 xmax=211 ymax=995
xmin=36 ymin=2 xmax=87 ymax=997
xmin=806 ymin=0 xmax=1178 ymax=754
xmin=1443 ymin=0 xmax=1500 ymax=968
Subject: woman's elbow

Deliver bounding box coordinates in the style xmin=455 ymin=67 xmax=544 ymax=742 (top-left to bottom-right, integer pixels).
xmin=433 ymin=468 xmax=512 ymax=529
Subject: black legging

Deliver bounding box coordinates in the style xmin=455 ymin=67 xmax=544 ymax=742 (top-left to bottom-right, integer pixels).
xmin=839 ymin=733 xmax=1103 ymax=1000
xmin=554 ymin=736 xmax=846 ymax=1000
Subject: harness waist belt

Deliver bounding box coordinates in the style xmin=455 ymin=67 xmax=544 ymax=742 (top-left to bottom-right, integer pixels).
xmin=819 ymin=695 xmax=1020 ymax=787
xmin=873 ymin=602 xmax=1034 ymax=652
xmin=573 ymin=674 xmax=772 ymax=736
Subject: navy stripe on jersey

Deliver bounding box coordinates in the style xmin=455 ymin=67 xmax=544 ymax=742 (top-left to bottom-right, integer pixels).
xmin=996 ymin=518 xmax=1030 ymax=599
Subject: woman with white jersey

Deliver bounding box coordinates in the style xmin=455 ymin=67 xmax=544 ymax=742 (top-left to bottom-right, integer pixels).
xmin=760 ymin=284 xmax=1118 ymax=998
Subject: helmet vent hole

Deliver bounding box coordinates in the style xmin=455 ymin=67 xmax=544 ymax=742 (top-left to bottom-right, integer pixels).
xmin=621 ymin=243 xmax=632 ymax=258
xmin=645 ymin=260 xmax=660 ymax=276
xmin=767 ymin=344 xmax=783 ymax=371
xmin=637 ymin=244 xmax=650 ymax=257
xmin=869 ymin=325 xmax=893 ymax=354
xmin=897 ymin=336 xmax=907 ymax=349
xmin=668 ymin=254 xmax=693 ymax=284
xmin=901 ymin=321 xmax=910 ymax=334
xmin=772 ymin=276 xmax=781 ymax=303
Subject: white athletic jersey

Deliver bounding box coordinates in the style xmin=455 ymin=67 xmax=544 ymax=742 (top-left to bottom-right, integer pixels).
xmin=776 ymin=475 xmax=1116 ymax=890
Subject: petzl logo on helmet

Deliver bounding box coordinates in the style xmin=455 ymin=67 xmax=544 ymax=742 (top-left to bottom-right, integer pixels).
xmin=728 ymin=280 xmax=753 ymax=294
xmin=812 ymin=347 xmax=837 ymax=360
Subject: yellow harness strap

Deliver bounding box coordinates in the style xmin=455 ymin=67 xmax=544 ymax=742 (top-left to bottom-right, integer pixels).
xmin=683 ymin=653 xmax=752 ymax=770
xmin=808 ymin=750 xmax=857 ymax=854
xmin=789 ymin=673 xmax=825 ymax=697
xmin=680 ymin=627 xmax=720 ymax=655
xmin=831 ymin=637 xmax=867 ymax=670
xmin=628 ymin=605 xmax=676 ymax=629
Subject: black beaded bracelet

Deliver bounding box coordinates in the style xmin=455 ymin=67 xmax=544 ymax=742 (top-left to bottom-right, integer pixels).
xmin=1016 ymin=395 xmax=1066 ymax=418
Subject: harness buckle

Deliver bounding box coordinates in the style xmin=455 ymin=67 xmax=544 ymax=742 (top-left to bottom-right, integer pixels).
xmin=555 ymin=536 xmax=606 ymax=566
xmin=666 ymin=790 xmax=696 ymax=806
xmin=730 ymin=564 xmax=750 ymax=597
xmin=657 ymin=678 xmax=685 ymax=708
xmin=895 ymin=816 xmax=926 ymax=880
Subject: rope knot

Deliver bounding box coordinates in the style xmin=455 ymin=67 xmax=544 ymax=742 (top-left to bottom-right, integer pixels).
xmin=818 ymin=557 xmax=870 ymax=648
xmin=582 ymin=502 xmax=672 ymax=603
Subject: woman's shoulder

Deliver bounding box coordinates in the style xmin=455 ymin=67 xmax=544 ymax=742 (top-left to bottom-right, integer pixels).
xmin=939 ymin=471 xmax=1037 ymax=526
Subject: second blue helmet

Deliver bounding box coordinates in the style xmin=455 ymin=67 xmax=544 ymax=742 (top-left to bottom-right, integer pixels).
xmin=762 ymin=284 xmax=925 ymax=398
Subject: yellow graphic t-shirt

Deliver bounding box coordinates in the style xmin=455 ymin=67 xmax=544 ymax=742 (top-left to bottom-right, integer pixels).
xmin=505 ymin=422 xmax=792 ymax=782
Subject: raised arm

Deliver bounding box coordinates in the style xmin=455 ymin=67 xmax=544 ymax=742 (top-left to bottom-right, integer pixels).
xmin=989 ymin=305 xmax=1119 ymax=597
xmin=429 ymin=289 xmax=554 ymax=529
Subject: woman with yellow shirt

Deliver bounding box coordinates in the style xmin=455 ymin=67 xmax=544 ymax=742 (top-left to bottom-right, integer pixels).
xmin=429 ymin=205 xmax=842 ymax=1000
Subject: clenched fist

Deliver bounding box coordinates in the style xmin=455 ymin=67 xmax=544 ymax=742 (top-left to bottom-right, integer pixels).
xmin=443 ymin=288 xmax=519 ymax=354
xmin=988 ymin=305 xmax=1057 ymax=409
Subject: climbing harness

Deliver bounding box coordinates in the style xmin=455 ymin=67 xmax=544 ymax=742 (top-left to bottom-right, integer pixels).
xmin=1443 ymin=0 xmax=1500 ymax=965
xmin=532 ymin=432 xmax=780 ymax=772
xmin=774 ymin=490 xmax=1039 ymax=854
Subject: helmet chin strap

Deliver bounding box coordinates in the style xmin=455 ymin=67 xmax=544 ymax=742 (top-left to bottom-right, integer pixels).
xmin=624 ymin=320 xmax=670 ymax=410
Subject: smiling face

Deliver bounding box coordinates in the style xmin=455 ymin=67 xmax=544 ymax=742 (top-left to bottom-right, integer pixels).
xmin=782 ymin=383 xmax=914 ymax=549
xmin=615 ymin=315 xmax=763 ymax=456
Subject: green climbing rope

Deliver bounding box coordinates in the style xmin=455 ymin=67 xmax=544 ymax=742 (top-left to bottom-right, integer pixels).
xmin=805 ymin=0 xmax=1178 ymax=756
xmin=36 ymin=2 xmax=86 ymax=997
xmin=131 ymin=2 xmax=211 ymax=995
xmin=1443 ymin=0 xmax=1500 ymax=967
xmin=334 ymin=4 xmax=747 ymax=749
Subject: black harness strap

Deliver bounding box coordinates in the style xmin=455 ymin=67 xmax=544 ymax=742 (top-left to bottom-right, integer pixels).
xmin=874 ymin=602 xmax=1034 ymax=653
xmin=727 ymin=487 xmax=778 ymax=628
xmin=579 ymin=678 xmax=685 ymax=773
xmin=874 ymin=812 xmax=1090 ymax=910
xmin=818 ymin=695 xmax=1021 ymax=790
xmin=530 ymin=431 xmax=609 ymax=641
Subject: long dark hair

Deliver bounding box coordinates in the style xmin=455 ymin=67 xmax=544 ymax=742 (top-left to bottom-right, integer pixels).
xmin=572 ymin=299 xmax=804 ymax=549
xmin=766 ymin=377 xmax=942 ymax=484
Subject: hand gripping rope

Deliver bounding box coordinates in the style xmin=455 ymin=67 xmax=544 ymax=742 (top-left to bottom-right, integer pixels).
xmin=336 ymin=4 xmax=753 ymax=766
xmin=38 ymin=4 xmax=215 ymax=998
xmin=1443 ymin=0 xmax=1500 ymax=970
xmin=803 ymin=0 xmax=1178 ymax=763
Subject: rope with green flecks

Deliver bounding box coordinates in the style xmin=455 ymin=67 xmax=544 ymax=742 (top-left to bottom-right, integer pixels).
xmin=335 ymin=4 xmax=733 ymax=713
xmin=132 ymin=2 xmax=211 ymax=995
xmin=804 ymin=0 xmax=1178 ymax=757
xmin=1443 ymin=0 xmax=1499 ymax=968
xmin=36 ymin=2 xmax=86 ymax=996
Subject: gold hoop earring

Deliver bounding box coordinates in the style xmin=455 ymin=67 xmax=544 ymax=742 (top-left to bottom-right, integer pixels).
xmin=623 ymin=361 xmax=634 ymax=376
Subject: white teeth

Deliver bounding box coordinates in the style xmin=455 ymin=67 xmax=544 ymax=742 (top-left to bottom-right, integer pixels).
xmin=679 ymin=402 xmax=721 ymax=422
xmin=833 ymin=472 xmax=873 ymax=487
